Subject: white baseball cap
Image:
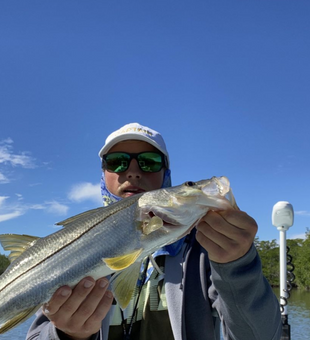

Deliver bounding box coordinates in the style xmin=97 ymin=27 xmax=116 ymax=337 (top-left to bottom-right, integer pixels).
xmin=98 ymin=123 xmax=170 ymax=167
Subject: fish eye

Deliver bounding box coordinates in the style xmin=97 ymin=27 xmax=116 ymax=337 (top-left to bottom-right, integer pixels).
xmin=185 ymin=181 xmax=196 ymax=187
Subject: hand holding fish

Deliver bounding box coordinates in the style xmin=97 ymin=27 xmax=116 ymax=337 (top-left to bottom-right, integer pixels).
xmin=196 ymin=209 xmax=258 ymax=263
xmin=43 ymin=277 xmax=113 ymax=340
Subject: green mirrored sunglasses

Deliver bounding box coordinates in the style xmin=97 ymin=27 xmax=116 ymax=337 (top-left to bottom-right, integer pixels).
xmin=102 ymin=151 xmax=167 ymax=173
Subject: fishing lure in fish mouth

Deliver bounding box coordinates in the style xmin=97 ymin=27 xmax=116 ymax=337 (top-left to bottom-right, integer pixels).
xmin=0 ymin=176 xmax=237 ymax=334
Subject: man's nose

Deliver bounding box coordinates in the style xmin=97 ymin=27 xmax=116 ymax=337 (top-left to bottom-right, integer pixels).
xmin=126 ymin=159 xmax=142 ymax=178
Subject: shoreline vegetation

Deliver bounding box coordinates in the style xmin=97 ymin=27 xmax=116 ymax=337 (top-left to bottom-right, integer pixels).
xmin=255 ymin=228 xmax=310 ymax=291
xmin=1 ymin=228 xmax=310 ymax=290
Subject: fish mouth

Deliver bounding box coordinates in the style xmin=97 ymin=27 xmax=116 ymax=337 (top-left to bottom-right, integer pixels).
xmin=147 ymin=211 xmax=181 ymax=226
xmin=143 ymin=209 xmax=199 ymax=240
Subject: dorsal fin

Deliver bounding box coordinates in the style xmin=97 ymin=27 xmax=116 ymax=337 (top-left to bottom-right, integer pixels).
xmin=0 ymin=234 xmax=39 ymax=263
xmin=56 ymin=207 xmax=105 ymax=227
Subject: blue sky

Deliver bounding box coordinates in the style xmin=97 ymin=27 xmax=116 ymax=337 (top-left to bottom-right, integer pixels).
xmin=0 ymin=1 xmax=309 ymax=256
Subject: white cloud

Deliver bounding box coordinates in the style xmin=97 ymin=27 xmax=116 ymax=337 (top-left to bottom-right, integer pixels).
xmin=0 ymin=196 xmax=9 ymax=207
xmin=0 ymin=172 xmax=9 ymax=183
xmin=0 ymin=211 xmax=24 ymax=223
xmin=0 ymin=197 xmax=69 ymax=224
xmin=46 ymin=201 xmax=69 ymax=216
xmin=68 ymin=182 xmax=102 ymax=205
xmin=0 ymin=138 xmax=13 ymax=145
xmin=28 ymin=182 xmax=42 ymax=187
xmin=290 ymin=233 xmax=306 ymax=240
xmin=0 ymin=139 xmax=36 ymax=168
xmin=29 ymin=203 xmax=46 ymax=210
xmin=0 ymin=138 xmax=36 ymax=184
xmin=15 ymin=193 xmax=23 ymax=200
xmin=0 ymin=196 xmax=26 ymax=223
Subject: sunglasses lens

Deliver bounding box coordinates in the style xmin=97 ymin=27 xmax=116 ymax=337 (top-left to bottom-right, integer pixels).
xmin=137 ymin=152 xmax=163 ymax=172
xmin=104 ymin=153 xmax=131 ymax=173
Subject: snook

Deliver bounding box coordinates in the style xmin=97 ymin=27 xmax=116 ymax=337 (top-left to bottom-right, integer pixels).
xmin=0 ymin=176 xmax=238 ymax=334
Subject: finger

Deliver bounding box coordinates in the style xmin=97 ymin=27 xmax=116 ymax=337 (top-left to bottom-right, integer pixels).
xmin=43 ymin=286 xmax=72 ymax=316
xmin=61 ymin=277 xmax=96 ymax=315
xmin=72 ymin=278 xmax=111 ymax=323
xmin=48 ymin=277 xmax=96 ymax=327
xmin=83 ymin=285 xmax=114 ymax=329
xmin=61 ymin=289 xmax=114 ymax=338
xmin=215 ymin=210 xmax=258 ymax=234
xmin=196 ymin=221 xmax=247 ymax=264
xmin=198 ymin=211 xmax=241 ymax=242
xmin=196 ymin=228 xmax=229 ymax=261
xmin=59 ymin=279 xmax=113 ymax=337
xmin=202 ymin=210 xmax=257 ymax=240
xmin=196 ymin=220 xmax=235 ymax=251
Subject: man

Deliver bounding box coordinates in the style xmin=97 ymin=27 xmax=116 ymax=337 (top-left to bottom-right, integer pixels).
xmin=27 ymin=123 xmax=282 ymax=340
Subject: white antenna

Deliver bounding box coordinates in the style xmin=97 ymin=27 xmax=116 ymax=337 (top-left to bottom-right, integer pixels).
xmin=272 ymin=201 xmax=294 ymax=340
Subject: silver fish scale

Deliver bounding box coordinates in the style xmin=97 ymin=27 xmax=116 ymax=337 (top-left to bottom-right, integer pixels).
xmin=0 ymin=195 xmax=142 ymax=314
xmin=0 ymin=194 xmax=141 ymax=290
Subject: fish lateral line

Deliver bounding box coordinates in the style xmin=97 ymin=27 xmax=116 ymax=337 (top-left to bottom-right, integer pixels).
xmin=0 ymin=197 xmax=141 ymax=294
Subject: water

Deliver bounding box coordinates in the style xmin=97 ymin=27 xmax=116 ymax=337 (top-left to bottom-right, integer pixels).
xmin=1 ymin=289 xmax=310 ymax=339
xmin=0 ymin=315 xmax=35 ymax=340
xmin=273 ymin=288 xmax=310 ymax=340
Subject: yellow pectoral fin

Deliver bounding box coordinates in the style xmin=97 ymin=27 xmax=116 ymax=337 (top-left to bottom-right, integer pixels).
xmin=103 ymin=248 xmax=143 ymax=271
xmin=110 ymin=262 xmax=142 ymax=310
xmin=0 ymin=234 xmax=39 ymax=263
xmin=0 ymin=305 xmax=40 ymax=334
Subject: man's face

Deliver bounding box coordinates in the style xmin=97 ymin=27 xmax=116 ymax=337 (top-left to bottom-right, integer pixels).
xmin=104 ymin=140 xmax=165 ymax=198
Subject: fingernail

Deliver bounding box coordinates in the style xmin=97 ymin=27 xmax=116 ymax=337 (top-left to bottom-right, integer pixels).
xmin=99 ymin=279 xmax=108 ymax=288
xmin=60 ymin=288 xmax=70 ymax=297
xmin=84 ymin=279 xmax=94 ymax=288
xmin=106 ymin=290 xmax=113 ymax=298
